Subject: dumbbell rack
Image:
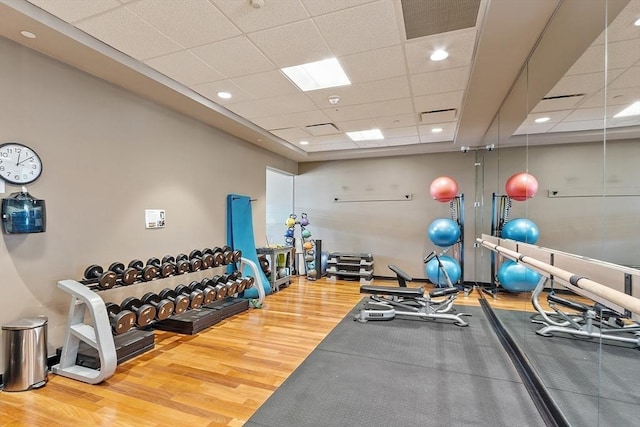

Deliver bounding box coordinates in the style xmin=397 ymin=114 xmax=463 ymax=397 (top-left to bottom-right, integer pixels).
xmin=326 ymin=252 xmax=374 ymax=284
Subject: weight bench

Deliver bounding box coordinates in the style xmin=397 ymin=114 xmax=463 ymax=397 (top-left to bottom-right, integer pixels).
xmin=533 ymin=293 xmax=640 ymax=347
xmin=354 ymin=265 xmax=470 ymax=326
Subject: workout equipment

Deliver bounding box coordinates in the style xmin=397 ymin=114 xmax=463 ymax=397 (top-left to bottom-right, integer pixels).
xmin=120 ymin=297 xmax=156 ymax=327
xmin=145 ymin=257 xmax=175 ymax=278
xmin=157 ymin=288 xmax=190 ymax=314
xmin=187 ymin=280 xmax=216 ymax=304
xmin=127 ymin=259 xmax=157 ymax=282
xmin=83 ymin=265 xmax=117 ymax=289
xmin=104 ymin=303 xmax=136 ymax=335
xmin=161 ymin=255 xmax=191 ymax=275
xmin=501 ymin=218 xmax=539 ymax=244
xmin=108 ymin=262 xmax=139 ymax=286
xmin=505 ymin=172 xmax=538 ymax=201
xmin=203 ymin=248 xmax=224 ymax=267
xmin=424 ymin=253 xmax=461 ymax=287
xmin=140 ymin=293 xmax=174 ymax=321
xmin=227 ymin=194 xmax=271 ymax=298
xmin=174 ymin=284 xmax=204 ymax=309
xmin=427 ymin=218 xmax=461 ymax=247
xmin=177 ymin=253 xmax=201 ymax=272
xmin=202 ymin=277 xmax=227 ymax=300
xmin=284 ymin=212 xmax=318 ymax=281
xmin=497 ymin=260 xmax=541 ymax=292
xmin=429 ymin=176 xmax=458 ymax=202
xmin=354 ymin=264 xmax=470 ymax=326
xmin=189 ymin=249 xmax=215 ymax=269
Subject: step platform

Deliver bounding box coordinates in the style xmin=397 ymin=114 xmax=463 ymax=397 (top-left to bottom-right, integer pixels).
xmin=55 ymin=328 xmax=154 ymax=370
xmin=154 ymin=297 xmax=249 ymax=335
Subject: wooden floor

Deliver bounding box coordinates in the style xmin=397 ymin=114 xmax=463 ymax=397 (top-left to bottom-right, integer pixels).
xmin=0 ymin=277 xmax=547 ymax=426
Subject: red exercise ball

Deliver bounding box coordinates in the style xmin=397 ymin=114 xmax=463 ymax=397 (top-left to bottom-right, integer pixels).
xmin=430 ymin=176 xmax=458 ymax=202
xmin=505 ymin=172 xmax=538 ymax=201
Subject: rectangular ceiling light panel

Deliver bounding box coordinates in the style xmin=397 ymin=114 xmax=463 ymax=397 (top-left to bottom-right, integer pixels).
xmin=613 ymin=101 xmax=640 ymax=118
xmin=346 ymin=129 xmax=384 ymax=141
xmin=281 ymin=58 xmax=351 ymax=92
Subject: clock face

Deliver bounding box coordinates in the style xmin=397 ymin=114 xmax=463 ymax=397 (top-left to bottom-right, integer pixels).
xmin=0 ymin=143 xmax=43 ymax=185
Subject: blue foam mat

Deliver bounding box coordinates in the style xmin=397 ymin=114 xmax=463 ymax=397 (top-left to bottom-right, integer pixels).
xmin=226 ymin=194 xmax=271 ymax=298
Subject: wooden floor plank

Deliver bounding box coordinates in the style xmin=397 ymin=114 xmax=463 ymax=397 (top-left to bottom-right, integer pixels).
xmin=1 ymin=277 xmax=563 ymax=426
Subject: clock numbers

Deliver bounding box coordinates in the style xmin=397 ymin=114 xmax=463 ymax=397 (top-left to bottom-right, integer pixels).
xmin=0 ymin=142 xmax=43 ymax=185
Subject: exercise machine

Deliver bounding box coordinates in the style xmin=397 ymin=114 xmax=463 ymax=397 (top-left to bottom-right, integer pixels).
xmin=530 ymin=276 xmax=640 ymax=347
xmin=354 ymin=263 xmax=470 ymax=326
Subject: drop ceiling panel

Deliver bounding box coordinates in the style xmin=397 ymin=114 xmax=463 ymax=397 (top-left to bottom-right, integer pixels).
xmin=212 ymin=0 xmax=309 ymax=33
xmin=383 ymin=136 xmax=423 ymax=146
xmin=546 ymin=70 xmax=625 ymax=98
xmin=340 ymin=45 xmax=407 ymax=84
xmin=231 ymin=70 xmax=300 ymax=99
xmin=144 ymin=50 xmax=225 ymax=86
xmin=303 ymin=141 xmax=359 ymax=152
xmin=382 ymin=126 xmax=419 ymax=138
xmin=269 ymin=127 xmax=310 ymax=142
xmin=314 ymin=1 xmax=402 ymax=56
xmin=280 ymin=110 xmax=334 ymax=128
xmin=530 ymin=95 xmax=586 ymax=113
xmin=27 ymin=0 xmax=119 ymax=23
xmin=250 ymin=116 xmax=294 ymax=131
xmin=334 ymin=119 xmax=376 ymax=132
xmin=322 ymin=98 xmax=414 ymax=122
xmin=418 ymin=121 xmax=457 ymax=135
xmin=550 ymin=120 xmax=607 ymax=133
xmin=410 ymin=66 xmax=470 ymax=96
xmin=190 ymin=80 xmax=253 ymax=104
xmin=373 ymin=113 xmax=418 ymax=129
xmin=299 ymin=0 xmax=379 ymax=16
xmin=608 ymin=66 xmax=640 ymax=89
xmin=225 ymin=93 xmax=317 ymax=119
xmin=591 ymin=1 xmax=640 ymax=45
xmin=127 ymin=0 xmax=241 ymax=48
xmin=578 ymin=87 xmax=639 ymax=109
xmin=404 ymin=28 xmax=476 ymax=74
xmin=418 ymin=132 xmax=454 ymax=143
xmin=401 ymin=0 xmax=481 ymax=39
xmin=248 ymin=20 xmax=332 ymax=68
xmin=190 ymin=37 xmax=275 ymax=78
xmin=413 ymin=91 xmax=464 ymax=114
xmin=304 ymin=76 xmax=411 ymax=108
xmin=513 ymin=122 xmax=557 ymax=135
xmin=75 ymin=7 xmax=183 ymax=60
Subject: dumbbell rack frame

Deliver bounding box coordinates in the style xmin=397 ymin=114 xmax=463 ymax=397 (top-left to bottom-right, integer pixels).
xmin=52 ymin=280 xmax=117 ymax=384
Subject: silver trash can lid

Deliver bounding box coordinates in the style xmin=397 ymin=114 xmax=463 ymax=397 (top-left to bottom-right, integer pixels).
xmin=2 ymin=316 xmax=48 ymax=330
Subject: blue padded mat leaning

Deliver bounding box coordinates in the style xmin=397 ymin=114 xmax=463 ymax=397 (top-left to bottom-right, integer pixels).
xmin=226 ymin=194 xmax=271 ymax=298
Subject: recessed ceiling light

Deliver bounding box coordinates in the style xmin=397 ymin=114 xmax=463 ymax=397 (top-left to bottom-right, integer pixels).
xmin=634 ymin=17 xmax=640 ymax=26
xmin=300 ymin=140 xmax=309 ymax=145
xmin=346 ymin=129 xmax=384 ymax=141
xmin=281 ymin=58 xmax=351 ymax=92
xmin=217 ymin=91 xmax=232 ymax=99
xmin=20 ymin=30 xmax=36 ymax=39
xmin=431 ymin=127 xmax=443 ymax=133
xmin=534 ymin=117 xmax=550 ymax=123
xmin=613 ymin=100 xmax=640 ymax=118
xmin=430 ymin=49 xmax=448 ymax=61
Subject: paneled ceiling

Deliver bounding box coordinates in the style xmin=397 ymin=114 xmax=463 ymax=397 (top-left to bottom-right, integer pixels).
xmin=0 ymin=0 xmax=638 ymax=162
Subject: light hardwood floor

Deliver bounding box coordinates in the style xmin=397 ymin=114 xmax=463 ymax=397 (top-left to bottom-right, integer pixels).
xmin=0 ymin=277 xmax=548 ymax=426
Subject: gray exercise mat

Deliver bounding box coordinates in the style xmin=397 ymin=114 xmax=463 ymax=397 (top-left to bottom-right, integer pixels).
xmin=495 ymin=308 xmax=640 ymax=426
xmin=246 ymin=301 xmax=544 ymax=427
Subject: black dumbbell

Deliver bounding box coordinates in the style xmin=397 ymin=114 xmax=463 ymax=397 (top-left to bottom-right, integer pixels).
xmin=108 ymin=262 xmax=139 ymax=286
xmin=158 ymin=288 xmax=190 ymax=314
xmin=189 ymin=249 xmax=215 ymax=270
xmin=202 ymin=277 xmax=227 ymax=300
xmin=161 ymin=255 xmax=191 ymax=275
xmin=146 ymin=257 xmax=175 ymax=278
xmin=220 ymin=246 xmax=235 ymax=265
xmin=127 ymin=259 xmax=157 ymax=282
xmin=175 ymin=284 xmax=204 ymax=309
xmin=225 ymin=271 xmax=246 ymax=293
xmin=121 ymin=297 xmax=156 ymax=327
xmin=207 ymin=247 xmax=225 ymax=267
xmin=231 ymin=249 xmax=242 ymax=263
xmin=188 ymin=280 xmax=216 ymax=304
xmin=84 ymin=265 xmax=117 ymax=289
xmin=105 ymin=303 xmax=136 ymax=335
xmin=216 ymin=274 xmax=239 ymax=296
xmin=141 ymin=292 xmax=174 ymax=321
xmin=176 ymin=253 xmax=201 ymax=272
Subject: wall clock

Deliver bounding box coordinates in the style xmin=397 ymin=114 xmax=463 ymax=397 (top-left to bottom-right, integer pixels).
xmin=0 ymin=142 xmax=43 ymax=185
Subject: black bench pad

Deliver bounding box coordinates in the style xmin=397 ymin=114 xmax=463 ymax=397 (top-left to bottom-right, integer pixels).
xmin=360 ymin=285 xmax=423 ymax=297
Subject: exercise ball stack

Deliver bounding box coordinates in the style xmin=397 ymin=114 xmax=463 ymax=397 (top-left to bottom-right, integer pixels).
xmin=505 ymin=172 xmax=538 ymax=201
xmin=430 ymin=176 xmax=458 ymax=202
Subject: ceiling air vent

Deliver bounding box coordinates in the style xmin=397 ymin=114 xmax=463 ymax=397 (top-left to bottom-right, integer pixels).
xmin=401 ymin=0 xmax=481 ymax=39
xmin=420 ymin=108 xmax=457 ymax=124
xmin=532 ymin=93 xmax=586 ymax=113
xmin=305 ymin=123 xmax=340 ymax=136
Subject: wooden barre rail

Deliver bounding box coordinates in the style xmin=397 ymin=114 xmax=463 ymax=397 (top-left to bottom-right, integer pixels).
xmin=477 ymin=238 xmax=640 ymax=316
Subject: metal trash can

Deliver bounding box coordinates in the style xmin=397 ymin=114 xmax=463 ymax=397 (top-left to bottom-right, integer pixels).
xmin=2 ymin=316 xmax=48 ymax=392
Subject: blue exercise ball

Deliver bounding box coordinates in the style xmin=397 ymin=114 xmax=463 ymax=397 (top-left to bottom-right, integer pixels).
xmin=498 ymin=260 xmax=541 ymax=292
xmin=320 ymin=251 xmax=329 ymax=275
xmin=425 ymin=255 xmax=461 ymax=287
xmin=501 ymin=218 xmax=539 ymax=244
xmin=427 ymin=218 xmax=461 ymax=247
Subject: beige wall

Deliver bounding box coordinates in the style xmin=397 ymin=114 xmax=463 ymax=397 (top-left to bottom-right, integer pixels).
xmin=0 ymin=37 xmax=296 ymax=368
